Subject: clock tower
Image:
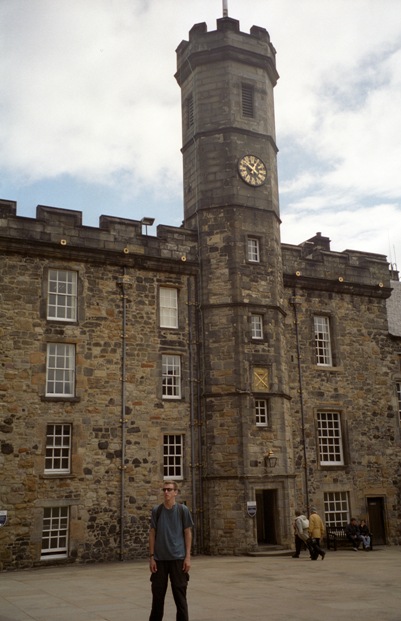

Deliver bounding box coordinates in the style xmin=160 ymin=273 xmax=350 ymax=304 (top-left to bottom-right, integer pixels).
xmin=176 ymin=16 xmax=293 ymax=552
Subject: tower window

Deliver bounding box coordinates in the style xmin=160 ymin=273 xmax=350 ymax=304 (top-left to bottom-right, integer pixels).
xmin=255 ymin=399 xmax=269 ymax=427
xmin=242 ymin=84 xmax=254 ymax=118
xmin=247 ymin=237 xmax=260 ymax=262
xmin=251 ymin=314 xmax=263 ymax=339
xmin=186 ymin=94 xmax=194 ymax=128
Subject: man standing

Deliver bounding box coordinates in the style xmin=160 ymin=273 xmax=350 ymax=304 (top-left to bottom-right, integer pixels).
xmin=149 ymin=481 xmax=194 ymax=621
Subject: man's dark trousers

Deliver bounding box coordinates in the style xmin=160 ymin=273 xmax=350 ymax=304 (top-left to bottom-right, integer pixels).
xmin=149 ymin=559 xmax=189 ymax=621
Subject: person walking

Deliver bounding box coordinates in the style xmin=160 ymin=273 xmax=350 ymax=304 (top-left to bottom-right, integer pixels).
xmin=307 ymin=507 xmax=326 ymax=560
xmin=292 ymin=510 xmax=308 ymax=558
xmin=293 ymin=510 xmax=325 ymax=560
xmin=308 ymin=507 xmax=325 ymax=547
xmin=148 ymin=481 xmax=194 ymax=621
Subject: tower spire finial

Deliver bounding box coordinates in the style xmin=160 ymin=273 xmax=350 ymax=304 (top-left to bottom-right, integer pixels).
xmin=222 ymin=0 xmax=228 ymax=17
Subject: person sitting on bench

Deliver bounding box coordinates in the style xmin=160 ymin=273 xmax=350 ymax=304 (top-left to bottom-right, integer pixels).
xmin=345 ymin=518 xmax=362 ymax=551
xmin=359 ymin=519 xmax=372 ymax=550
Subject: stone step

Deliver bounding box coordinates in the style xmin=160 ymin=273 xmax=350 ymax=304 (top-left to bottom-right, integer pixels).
xmin=247 ymin=546 xmax=293 ymax=557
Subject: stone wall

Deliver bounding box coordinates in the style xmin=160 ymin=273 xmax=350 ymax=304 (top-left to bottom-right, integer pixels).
xmin=0 ymin=202 xmax=200 ymax=570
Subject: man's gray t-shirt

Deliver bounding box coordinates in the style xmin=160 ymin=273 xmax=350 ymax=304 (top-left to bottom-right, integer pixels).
xmin=151 ymin=503 xmax=193 ymax=561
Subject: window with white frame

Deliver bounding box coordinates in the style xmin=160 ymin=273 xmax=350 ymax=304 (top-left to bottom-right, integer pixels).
xmin=247 ymin=237 xmax=260 ymax=262
xmin=255 ymin=399 xmax=269 ymax=427
xmin=314 ymin=315 xmax=333 ymax=366
xmin=317 ymin=411 xmax=344 ymax=465
xmin=163 ymin=434 xmax=183 ymax=479
xmin=45 ymin=424 xmax=72 ymax=473
xmin=324 ymin=491 xmax=350 ymax=526
xmin=160 ymin=287 xmax=178 ymax=328
xmin=47 ymin=269 xmax=77 ymax=321
xmin=396 ymin=381 xmax=401 ymax=424
xmin=41 ymin=506 xmax=69 ymax=559
xmin=251 ymin=314 xmax=263 ymax=339
xmin=162 ymin=355 xmax=181 ymax=399
xmin=46 ymin=343 xmax=75 ymax=397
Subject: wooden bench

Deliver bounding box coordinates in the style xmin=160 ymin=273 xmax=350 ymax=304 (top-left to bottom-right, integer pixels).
xmin=326 ymin=526 xmax=373 ymax=551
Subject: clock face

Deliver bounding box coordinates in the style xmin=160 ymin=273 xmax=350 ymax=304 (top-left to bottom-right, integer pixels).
xmin=238 ymin=155 xmax=267 ymax=186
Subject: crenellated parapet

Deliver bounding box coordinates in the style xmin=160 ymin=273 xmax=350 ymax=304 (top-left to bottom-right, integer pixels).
xmin=0 ymin=200 xmax=198 ymax=268
xmin=282 ymin=232 xmax=394 ymax=298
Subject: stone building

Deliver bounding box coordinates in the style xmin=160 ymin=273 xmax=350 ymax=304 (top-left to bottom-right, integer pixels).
xmin=0 ymin=14 xmax=400 ymax=570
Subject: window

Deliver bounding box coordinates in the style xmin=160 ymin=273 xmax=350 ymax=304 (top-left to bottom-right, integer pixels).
xmin=41 ymin=506 xmax=69 ymax=559
xmin=47 ymin=269 xmax=77 ymax=321
xmin=324 ymin=491 xmax=350 ymax=527
xmin=317 ymin=411 xmax=344 ymax=465
xmin=160 ymin=287 xmax=178 ymax=328
xmin=46 ymin=344 xmax=75 ymax=397
xmin=255 ymin=399 xmax=268 ymax=426
xmin=186 ymin=94 xmax=194 ymax=128
xmin=251 ymin=314 xmax=263 ymax=339
xmin=396 ymin=382 xmax=401 ymax=424
xmin=163 ymin=434 xmax=183 ymax=479
xmin=247 ymin=237 xmax=260 ymax=262
xmin=242 ymin=83 xmax=254 ymax=118
xmin=162 ymin=355 xmax=181 ymax=399
xmin=314 ymin=315 xmax=333 ymax=366
xmin=45 ymin=424 xmax=72 ymax=474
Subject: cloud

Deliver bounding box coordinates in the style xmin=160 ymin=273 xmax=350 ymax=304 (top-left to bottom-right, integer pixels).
xmin=0 ymin=0 xmax=183 ymax=187
xmin=0 ymin=0 xmax=400 ymax=265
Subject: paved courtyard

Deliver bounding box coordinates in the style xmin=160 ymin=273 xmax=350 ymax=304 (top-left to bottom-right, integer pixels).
xmin=1 ymin=547 xmax=400 ymax=621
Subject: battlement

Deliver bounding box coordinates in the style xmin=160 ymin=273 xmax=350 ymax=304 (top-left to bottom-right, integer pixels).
xmin=0 ymin=200 xmax=198 ymax=265
xmin=175 ymin=17 xmax=278 ymax=87
xmin=282 ymin=232 xmax=394 ymax=295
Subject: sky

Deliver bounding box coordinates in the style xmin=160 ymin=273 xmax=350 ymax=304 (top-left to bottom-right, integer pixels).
xmin=1 ymin=0 xmax=401 ymax=270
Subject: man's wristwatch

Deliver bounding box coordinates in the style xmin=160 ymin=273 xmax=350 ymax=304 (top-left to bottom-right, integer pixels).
xmin=149 ymin=554 xmax=154 ymax=558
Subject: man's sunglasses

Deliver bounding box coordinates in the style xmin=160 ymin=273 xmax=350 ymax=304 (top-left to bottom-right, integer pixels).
xmin=162 ymin=488 xmax=175 ymax=492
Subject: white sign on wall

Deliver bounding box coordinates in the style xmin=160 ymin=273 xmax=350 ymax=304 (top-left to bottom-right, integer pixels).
xmin=247 ymin=501 xmax=257 ymax=518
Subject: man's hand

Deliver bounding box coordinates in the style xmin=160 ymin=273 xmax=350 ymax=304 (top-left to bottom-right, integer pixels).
xmin=182 ymin=556 xmax=191 ymax=573
xmin=149 ymin=558 xmax=158 ymax=573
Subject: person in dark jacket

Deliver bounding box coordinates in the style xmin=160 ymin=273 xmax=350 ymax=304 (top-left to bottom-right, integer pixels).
xmin=345 ymin=518 xmax=362 ymax=551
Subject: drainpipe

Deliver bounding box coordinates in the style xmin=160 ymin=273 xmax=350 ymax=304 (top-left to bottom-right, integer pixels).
xmin=118 ymin=268 xmax=129 ymax=561
xmin=188 ymin=276 xmax=198 ymax=554
xmin=291 ymin=292 xmax=310 ymax=512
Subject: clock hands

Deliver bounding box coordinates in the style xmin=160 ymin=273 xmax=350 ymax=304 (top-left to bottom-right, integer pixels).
xmin=246 ymin=161 xmax=258 ymax=174
xmin=238 ymin=155 xmax=267 ymax=186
